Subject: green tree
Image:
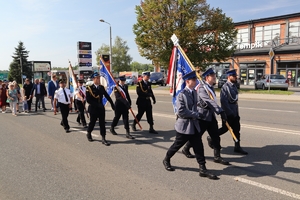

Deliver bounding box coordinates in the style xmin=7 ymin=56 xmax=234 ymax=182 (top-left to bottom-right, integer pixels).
xmin=130 ymin=61 xmax=154 ymax=74
xmin=9 ymin=41 xmax=32 ymax=83
xmin=133 ymin=0 xmax=237 ymax=70
xmin=95 ymin=36 xmax=133 ymax=73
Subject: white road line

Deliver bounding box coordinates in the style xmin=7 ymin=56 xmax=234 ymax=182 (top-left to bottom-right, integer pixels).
xmin=147 ymin=111 xmax=300 ymax=136
xmin=240 ymin=107 xmax=298 ymax=113
xmin=234 ymin=177 xmax=300 ymax=199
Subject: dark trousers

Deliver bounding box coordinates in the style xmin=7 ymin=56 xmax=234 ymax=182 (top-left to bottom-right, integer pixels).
xmin=135 ymin=100 xmax=153 ymax=125
xmin=166 ymin=129 xmax=206 ymax=165
xmin=59 ymin=103 xmax=70 ymax=130
xmin=27 ymin=99 xmax=32 ymax=111
xmin=111 ymin=108 xmax=129 ymax=130
xmin=35 ymin=94 xmax=45 ymax=111
xmin=74 ymin=100 xmax=78 ymax=111
xmin=218 ymin=115 xmax=241 ymax=141
xmin=87 ymin=109 xmax=106 ymax=136
xmin=75 ymin=99 xmax=86 ymax=126
xmin=185 ymin=118 xmax=221 ymax=150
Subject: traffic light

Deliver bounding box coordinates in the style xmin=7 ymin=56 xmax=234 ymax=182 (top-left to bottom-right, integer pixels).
xmin=101 ymin=54 xmax=110 ymax=71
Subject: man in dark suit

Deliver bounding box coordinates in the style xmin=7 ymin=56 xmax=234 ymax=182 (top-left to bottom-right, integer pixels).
xmin=48 ymin=74 xmax=59 ymax=110
xmin=182 ymin=68 xmax=229 ymax=165
xmin=132 ymin=71 xmax=158 ymax=134
xmin=30 ymin=78 xmax=47 ymax=112
xmin=23 ymin=78 xmax=33 ymax=111
xmin=86 ymin=72 xmax=115 ymax=146
xmin=110 ymin=75 xmax=134 ymax=139
xmin=163 ymin=71 xmax=218 ymax=180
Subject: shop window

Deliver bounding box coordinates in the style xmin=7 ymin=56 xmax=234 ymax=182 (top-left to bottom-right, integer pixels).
xmin=236 ymin=28 xmax=249 ymax=46
xmin=289 ymin=22 xmax=300 ymax=44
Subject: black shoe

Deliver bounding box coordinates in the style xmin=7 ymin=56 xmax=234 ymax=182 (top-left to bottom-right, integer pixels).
xmin=207 ymin=136 xmax=213 ymax=149
xmin=43 ymin=109 xmax=46 ymax=112
xmin=149 ymin=128 xmax=158 ymax=134
xmin=234 ymin=142 xmax=248 ymax=155
xmin=102 ymin=137 xmax=110 ymax=146
xmin=65 ymin=129 xmax=71 ymax=133
xmin=214 ymin=157 xmax=230 ymax=165
xmin=83 ymin=125 xmax=88 ymax=128
xmin=44 ymin=108 xmax=48 ymax=110
xmin=86 ymin=133 xmax=93 ymax=142
xmin=234 ymin=147 xmax=248 ymax=155
xmin=110 ymin=127 xmax=118 ymax=135
xmin=163 ymin=159 xmax=175 ymax=171
xmin=126 ymin=134 xmax=135 ymax=139
xmin=131 ymin=123 xmax=137 ymax=131
xmin=199 ymin=165 xmax=218 ymax=180
xmin=182 ymin=149 xmax=195 ymax=158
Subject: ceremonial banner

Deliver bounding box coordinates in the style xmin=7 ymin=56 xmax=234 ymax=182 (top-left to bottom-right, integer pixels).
xmin=99 ymin=59 xmax=116 ymax=105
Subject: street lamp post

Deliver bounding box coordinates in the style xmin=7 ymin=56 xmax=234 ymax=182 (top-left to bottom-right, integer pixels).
xmin=99 ymin=19 xmax=112 ymax=72
xmin=19 ymin=50 xmax=23 ymax=85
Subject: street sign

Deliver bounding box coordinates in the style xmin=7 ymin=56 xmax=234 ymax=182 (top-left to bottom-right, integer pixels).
xmin=78 ymin=54 xmax=92 ymax=58
xmin=79 ymin=62 xmax=92 ymax=67
xmin=77 ymin=42 xmax=92 ymax=50
xmin=77 ymin=41 xmax=92 ymax=67
xmin=269 ymin=48 xmax=275 ymax=59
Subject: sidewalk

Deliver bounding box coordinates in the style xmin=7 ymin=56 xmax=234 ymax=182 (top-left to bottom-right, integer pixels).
xmin=143 ymin=86 xmax=300 ymax=102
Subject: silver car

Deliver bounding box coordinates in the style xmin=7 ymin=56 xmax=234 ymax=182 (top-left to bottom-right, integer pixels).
xmin=254 ymin=74 xmax=288 ymax=90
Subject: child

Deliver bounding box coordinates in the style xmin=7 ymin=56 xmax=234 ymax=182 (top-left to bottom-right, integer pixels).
xmin=23 ymin=95 xmax=29 ymax=113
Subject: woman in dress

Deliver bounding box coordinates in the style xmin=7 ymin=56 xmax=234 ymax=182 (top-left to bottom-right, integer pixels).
xmin=0 ymin=83 xmax=7 ymax=113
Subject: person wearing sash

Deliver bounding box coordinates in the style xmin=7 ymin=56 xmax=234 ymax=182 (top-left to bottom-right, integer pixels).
xmin=132 ymin=71 xmax=158 ymax=134
xmin=74 ymin=79 xmax=88 ymax=128
xmin=218 ymin=69 xmax=248 ymax=155
xmin=85 ymin=72 xmax=115 ymax=146
xmin=110 ymin=75 xmax=134 ymax=139
xmin=163 ymin=71 xmax=218 ymax=180
xmin=182 ymin=68 xmax=229 ymax=165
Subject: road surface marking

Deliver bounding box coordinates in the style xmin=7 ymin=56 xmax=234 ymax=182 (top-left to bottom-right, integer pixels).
xmin=234 ymin=177 xmax=300 ymax=199
xmin=240 ymin=107 xmax=298 ymax=113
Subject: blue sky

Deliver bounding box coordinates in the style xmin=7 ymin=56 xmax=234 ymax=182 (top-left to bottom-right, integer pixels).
xmin=1 ymin=0 xmax=300 ymax=70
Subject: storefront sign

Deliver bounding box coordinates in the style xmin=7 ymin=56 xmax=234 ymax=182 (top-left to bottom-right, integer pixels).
xmin=33 ymin=62 xmax=51 ymax=71
xmin=239 ymin=41 xmax=262 ymax=50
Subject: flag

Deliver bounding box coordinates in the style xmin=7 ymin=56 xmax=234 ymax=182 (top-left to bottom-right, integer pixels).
xmin=99 ymin=59 xmax=116 ymax=105
xmin=169 ymin=46 xmax=199 ymax=114
xmin=69 ymin=64 xmax=78 ymax=94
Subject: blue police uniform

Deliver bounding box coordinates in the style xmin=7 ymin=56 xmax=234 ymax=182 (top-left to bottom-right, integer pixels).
xmin=218 ymin=69 xmax=248 ymax=154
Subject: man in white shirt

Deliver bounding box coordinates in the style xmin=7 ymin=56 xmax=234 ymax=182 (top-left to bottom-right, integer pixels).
xmin=54 ymin=79 xmax=73 ymax=133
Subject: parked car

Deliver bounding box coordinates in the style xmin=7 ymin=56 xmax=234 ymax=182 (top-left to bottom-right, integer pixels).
xmin=149 ymin=72 xmax=166 ymax=86
xmin=125 ymin=76 xmax=137 ymax=85
xmin=217 ymin=74 xmax=240 ymax=89
xmin=255 ymin=74 xmax=288 ymax=90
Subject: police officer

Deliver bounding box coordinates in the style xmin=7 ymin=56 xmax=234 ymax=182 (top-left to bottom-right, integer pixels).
xmin=132 ymin=72 xmax=158 ymax=134
xmin=53 ymin=79 xmax=73 ymax=133
xmin=110 ymin=75 xmax=134 ymax=139
xmin=86 ymin=72 xmax=115 ymax=146
xmin=163 ymin=71 xmax=218 ymax=179
xmin=182 ymin=68 xmax=229 ymax=165
xmin=218 ymin=69 xmax=248 ymax=154
xmin=74 ymin=79 xmax=88 ymax=128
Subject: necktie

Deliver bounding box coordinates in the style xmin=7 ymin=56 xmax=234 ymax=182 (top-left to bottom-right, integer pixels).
xmin=63 ymin=88 xmax=68 ymax=102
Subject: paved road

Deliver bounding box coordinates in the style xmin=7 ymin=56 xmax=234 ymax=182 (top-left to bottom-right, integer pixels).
xmin=0 ymin=94 xmax=299 ymax=200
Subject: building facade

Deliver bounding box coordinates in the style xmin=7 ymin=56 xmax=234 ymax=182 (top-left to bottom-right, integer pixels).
xmin=213 ymin=12 xmax=300 ymax=87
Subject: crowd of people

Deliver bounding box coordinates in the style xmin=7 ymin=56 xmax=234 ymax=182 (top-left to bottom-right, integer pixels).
xmin=0 ymin=68 xmax=247 ymax=180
